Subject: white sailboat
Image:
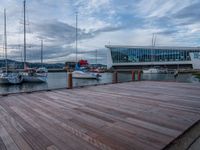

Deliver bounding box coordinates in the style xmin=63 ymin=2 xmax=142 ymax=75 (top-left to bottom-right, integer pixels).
xmin=72 ymin=13 xmax=100 ymax=80
xmin=73 ymin=70 xmax=100 ymax=79
xmin=0 ymin=9 xmax=23 ymax=84
xmin=0 ymin=73 xmax=23 ymax=84
xmin=22 ymin=40 xmax=48 ymax=83
xmin=23 ymin=67 xmax=48 ymax=83
xmin=22 ymin=1 xmax=48 ymax=83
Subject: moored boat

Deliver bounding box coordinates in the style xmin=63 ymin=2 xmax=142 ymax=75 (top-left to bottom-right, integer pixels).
xmin=143 ymin=67 xmax=169 ymax=74
xmin=21 ymin=1 xmax=48 ymax=83
xmin=0 ymin=72 xmax=23 ymax=84
xmin=23 ymin=68 xmax=48 ymax=83
xmin=143 ymin=68 xmax=159 ymax=74
xmin=0 ymin=9 xmax=23 ymax=85
xmin=73 ymin=70 xmax=100 ymax=79
xmin=72 ymin=60 xmax=101 ymax=79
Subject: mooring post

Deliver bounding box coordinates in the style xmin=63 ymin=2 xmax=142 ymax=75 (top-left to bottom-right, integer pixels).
xmin=132 ymin=70 xmax=135 ymax=81
xmin=68 ymin=72 xmax=73 ymax=89
xmin=138 ymin=70 xmax=141 ymax=81
xmin=113 ymin=71 xmax=118 ymax=84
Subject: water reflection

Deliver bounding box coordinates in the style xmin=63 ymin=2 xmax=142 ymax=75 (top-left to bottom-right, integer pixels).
xmin=142 ymin=73 xmax=199 ymax=83
xmin=0 ymin=82 xmax=48 ymax=94
xmin=73 ymin=73 xmax=113 ymax=87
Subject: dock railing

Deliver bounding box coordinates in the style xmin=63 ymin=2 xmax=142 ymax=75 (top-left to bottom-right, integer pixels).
xmin=67 ymin=70 xmax=142 ymax=89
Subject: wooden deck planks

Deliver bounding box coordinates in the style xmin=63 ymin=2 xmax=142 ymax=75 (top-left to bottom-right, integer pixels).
xmin=0 ymin=81 xmax=199 ymax=150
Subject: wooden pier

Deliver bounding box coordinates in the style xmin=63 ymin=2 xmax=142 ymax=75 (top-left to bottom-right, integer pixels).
xmin=0 ymin=81 xmax=199 ymax=150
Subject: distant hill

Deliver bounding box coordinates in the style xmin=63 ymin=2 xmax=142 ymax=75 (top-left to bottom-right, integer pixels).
xmin=0 ymin=59 xmax=65 ymax=69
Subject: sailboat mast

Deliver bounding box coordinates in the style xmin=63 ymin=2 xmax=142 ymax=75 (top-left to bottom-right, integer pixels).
xmin=75 ymin=12 xmax=78 ymax=62
xmin=151 ymin=33 xmax=154 ymax=63
xmin=154 ymin=34 xmax=157 ymax=47
xmin=96 ymin=49 xmax=97 ymax=64
xmin=41 ymin=40 xmax=43 ymax=65
xmin=23 ymin=0 xmax=26 ymax=69
xmin=4 ymin=9 xmax=8 ymax=73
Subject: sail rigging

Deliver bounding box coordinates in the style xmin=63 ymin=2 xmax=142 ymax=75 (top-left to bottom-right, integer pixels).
xmin=75 ymin=12 xmax=78 ymax=62
xmin=41 ymin=39 xmax=43 ymax=66
xmin=4 ymin=9 xmax=8 ymax=73
xmin=23 ymin=0 xmax=26 ymax=69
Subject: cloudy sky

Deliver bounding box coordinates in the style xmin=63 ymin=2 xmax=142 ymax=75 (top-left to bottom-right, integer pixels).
xmin=0 ymin=0 xmax=200 ymax=64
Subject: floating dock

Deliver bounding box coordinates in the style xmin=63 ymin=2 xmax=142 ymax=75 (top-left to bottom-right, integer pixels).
xmin=0 ymin=81 xmax=199 ymax=150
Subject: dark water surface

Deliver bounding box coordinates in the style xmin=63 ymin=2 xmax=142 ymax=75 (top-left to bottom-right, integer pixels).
xmin=0 ymin=72 xmax=199 ymax=94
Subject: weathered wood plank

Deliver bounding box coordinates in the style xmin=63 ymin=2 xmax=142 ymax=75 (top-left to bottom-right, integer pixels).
xmin=0 ymin=137 xmax=7 ymax=150
xmin=0 ymin=105 xmax=33 ymax=150
xmin=0 ymin=102 xmax=54 ymax=150
xmin=0 ymin=123 xmax=20 ymax=150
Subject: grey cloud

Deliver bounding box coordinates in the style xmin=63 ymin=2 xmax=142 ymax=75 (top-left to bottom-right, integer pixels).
xmin=32 ymin=20 xmax=121 ymax=45
xmin=6 ymin=19 xmax=117 ymax=64
xmin=72 ymin=48 xmax=107 ymax=64
xmin=32 ymin=20 xmax=91 ymax=44
xmin=0 ymin=34 xmax=3 ymax=41
xmin=8 ymin=43 xmax=108 ymax=64
xmin=174 ymin=2 xmax=200 ymax=22
xmin=93 ymin=26 xmax=122 ymax=34
xmin=8 ymin=44 xmax=73 ymax=61
xmin=157 ymin=29 xmax=178 ymax=35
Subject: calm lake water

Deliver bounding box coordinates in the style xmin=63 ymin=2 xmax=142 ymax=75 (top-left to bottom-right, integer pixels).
xmin=0 ymin=72 xmax=199 ymax=94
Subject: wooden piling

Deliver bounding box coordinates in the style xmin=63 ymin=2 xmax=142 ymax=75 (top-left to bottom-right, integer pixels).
xmin=132 ymin=70 xmax=135 ymax=81
xmin=138 ymin=70 xmax=141 ymax=81
xmin=68 ymin=72 xmax=73 ymax=89
xmin=112 ymin=71 xmax=118 ymax=84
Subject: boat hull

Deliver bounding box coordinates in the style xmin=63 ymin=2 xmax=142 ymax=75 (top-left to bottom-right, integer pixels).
xmin=8 ymin=76 xmax=23 ymax=84
xmin=72 ymin=71 xmax=99 ymax=79
xmin=0 ymin=73 xmax=23 ymax=84
xmin=22 ymin=68 xmax=48 ymax=83
xmin=23 ymin=76 xmax=47 ymax=83
xmin=143 ymin=68 xmax=159 ymax=74
xmin=0 ymin=77 xmax=9 ymax=84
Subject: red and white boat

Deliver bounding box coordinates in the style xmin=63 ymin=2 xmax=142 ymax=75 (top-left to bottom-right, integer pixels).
xmin=72 ymin=60 xmax=101 ymax=79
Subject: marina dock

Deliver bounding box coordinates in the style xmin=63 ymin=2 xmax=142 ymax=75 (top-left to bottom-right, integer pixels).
xmin=0 ymin=81 xmax=199 ymax=150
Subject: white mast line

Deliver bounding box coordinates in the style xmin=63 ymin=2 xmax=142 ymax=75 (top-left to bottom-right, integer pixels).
xmin=23 ymin=0 xmax=26 ymax=69
xmin=4 ymin=9 xmax=8 ymax=73
xmin=41 ymin=39 xmax=43 ymax=65
xmin=154 ymin=34 xmax=157 ymax=47
xmin=75 ymin=12 xmax=78 ymax=62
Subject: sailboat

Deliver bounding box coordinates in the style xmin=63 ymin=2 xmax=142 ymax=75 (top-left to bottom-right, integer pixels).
xmin=22 ymin=40 xmax=48 ymax=83
xmin=0 ymin=9 xmax=23 ymax=84
xmin=23 ymin=67 xmax=48 ymax=83
xmin=72 ymin=13 xmax=100 ymax=80
xmin=22 ymin=0 xmax=48 ymax=83
xmin=73 ymin=60 xmax=101 ymax=79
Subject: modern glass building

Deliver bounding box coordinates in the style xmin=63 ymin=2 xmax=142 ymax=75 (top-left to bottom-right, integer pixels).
xmin=106 ymin=45 xmax=200 ymax=69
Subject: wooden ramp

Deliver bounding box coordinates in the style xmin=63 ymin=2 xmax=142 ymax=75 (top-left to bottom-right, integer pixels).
xmin=0 ymin=81 xmax=199 ymax=150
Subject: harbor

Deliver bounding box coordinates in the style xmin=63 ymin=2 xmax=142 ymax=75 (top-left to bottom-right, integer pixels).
xmin=0 ymin=72 xmax=199 ymax=95
xmin=0 ymin=0 xmax=200 ymax=149
xmin=0 ymin=81 xmax=199 ymax=150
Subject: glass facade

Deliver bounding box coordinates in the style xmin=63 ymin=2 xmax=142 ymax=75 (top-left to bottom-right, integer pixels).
xmin=110 ymin=47 xmax=199 ymax=63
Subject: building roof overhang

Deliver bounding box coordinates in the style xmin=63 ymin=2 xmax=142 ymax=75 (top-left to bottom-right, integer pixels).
xmin=105 ymin=45 xmax=200 ymax=51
